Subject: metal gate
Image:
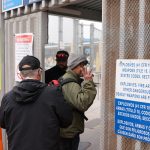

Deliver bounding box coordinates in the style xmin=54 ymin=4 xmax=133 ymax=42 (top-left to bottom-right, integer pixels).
xmin=101 ymin=0 xmax=150 ymax=150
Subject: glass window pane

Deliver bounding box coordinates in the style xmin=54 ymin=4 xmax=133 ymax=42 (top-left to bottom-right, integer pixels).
xmin=83 ymin=25 xmax=90 ymax=42
xmin=62 ymin=17 xmax=73 ymax=53
xmin=45 ymin=15 xmax=59 ymax=70
xmin=48 ymin=15 xmax=59 ymax=44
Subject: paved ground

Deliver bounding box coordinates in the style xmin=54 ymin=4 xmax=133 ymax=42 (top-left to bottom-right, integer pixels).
xmin=79 ymin=119 xmax=100 ymax=150
xmin=79 ymin=85 xmax=101 ymax=150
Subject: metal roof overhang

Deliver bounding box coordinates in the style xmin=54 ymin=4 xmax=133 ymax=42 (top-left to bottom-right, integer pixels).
xmin=49 ymin=0 xmax=102 ymax=21
xmin=3 ymin=0 xmax=102 ymax=22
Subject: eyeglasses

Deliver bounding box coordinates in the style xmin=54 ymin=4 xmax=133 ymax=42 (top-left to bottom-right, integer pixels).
xmin=80 ymin=63 xmax=85 ymax=68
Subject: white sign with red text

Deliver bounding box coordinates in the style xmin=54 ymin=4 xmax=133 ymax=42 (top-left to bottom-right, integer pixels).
xmin=15 ymin=33 xmax=33 ymax=81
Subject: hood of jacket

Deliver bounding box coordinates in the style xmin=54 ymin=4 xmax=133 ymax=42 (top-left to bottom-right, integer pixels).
xmin=13 ymin=79 xmax=46 ymax=104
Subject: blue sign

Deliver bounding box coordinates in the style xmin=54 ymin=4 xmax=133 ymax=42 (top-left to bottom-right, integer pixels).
xmin=115 ymin=99 xmax=150 ymax=143
xmin=2 ymin=0 xmax=23 ymax=12
xmin=23 ymin=0 xmax=29 ymax=5
xmin=115 ymin=59 xmax=150 ymax=143
xmin=24 ymin=0 xmax=42 ymax=4
xmin=29 ymin=0 xmax=42 ymax=4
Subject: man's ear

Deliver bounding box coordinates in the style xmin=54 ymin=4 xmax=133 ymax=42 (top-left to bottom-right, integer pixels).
xmin=38 ymin=69 xmax=42 ymax=75
xmin=37 ymin=69 xmax=42 ymax=80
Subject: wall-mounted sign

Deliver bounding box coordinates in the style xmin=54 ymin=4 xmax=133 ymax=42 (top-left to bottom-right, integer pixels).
xmin=23 ymin=0 xmax=29 ymax=5
xmin=2 ymin=0 xmax=23 ymax=12
xmin=2 ymin=0 xmax=41 ymax=12
xmin=115 ymin=59 xmax=150 ymax=143
xmin=15 ymin=33 xmax=33 ymax=81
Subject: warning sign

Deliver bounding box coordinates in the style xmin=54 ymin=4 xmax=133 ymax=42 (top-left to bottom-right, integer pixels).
xmin=115 ymin=59 xmax=150 ymax=143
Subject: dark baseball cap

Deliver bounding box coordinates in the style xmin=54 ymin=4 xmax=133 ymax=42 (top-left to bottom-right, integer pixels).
xmin=56 ymin=50 xmax=69 ymax=62
xmin=19 ymin=55 xmax=42 ymax=71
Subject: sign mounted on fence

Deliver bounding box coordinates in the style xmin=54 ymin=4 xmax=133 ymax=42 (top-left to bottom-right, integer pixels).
xmin=115 ymin=59 xmax=150 ymax=143
xmin=2 ymin=0 xmax=23 ymax=12
xmin=15 ymin=33 xmax=33 ymax=81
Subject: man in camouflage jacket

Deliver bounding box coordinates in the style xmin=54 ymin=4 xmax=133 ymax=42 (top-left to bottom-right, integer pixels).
xmin=60 ymin=53 xmax=97 ymax=150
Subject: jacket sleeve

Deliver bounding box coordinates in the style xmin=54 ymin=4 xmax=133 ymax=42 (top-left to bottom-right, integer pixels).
xmin=53 ymin=89 xmax=73 ymax=128
xmin=62 ymin=80 xmax=97 ymax=112
xmin=0 ymin=95 xmax=7 ymax=129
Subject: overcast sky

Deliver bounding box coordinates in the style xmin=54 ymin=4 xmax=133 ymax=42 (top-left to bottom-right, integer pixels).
xmin=79 ymin=20 xmax=102 ymax=30
xmin=48 ymin=15 xmax=102 ymax=43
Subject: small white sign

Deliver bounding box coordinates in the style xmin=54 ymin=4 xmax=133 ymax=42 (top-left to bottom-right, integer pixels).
xmin=115 ymin=59 xmax=150 ymax=103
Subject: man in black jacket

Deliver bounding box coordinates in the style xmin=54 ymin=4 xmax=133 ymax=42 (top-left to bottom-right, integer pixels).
xmin=0 ymin=55 xmax=72 ymax=150
xmin=45 ymin=50 xmax=69 ymax=84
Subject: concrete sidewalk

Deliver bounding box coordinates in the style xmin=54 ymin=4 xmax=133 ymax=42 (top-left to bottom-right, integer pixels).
xmin=79 ymin=119 xmax=100 ymax=150
xmin=79 ymin=86 xmax=101 ymax=150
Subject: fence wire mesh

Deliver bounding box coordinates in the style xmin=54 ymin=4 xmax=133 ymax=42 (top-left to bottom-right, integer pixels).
xmin=101 ymin=0 xmax=150 ymax=150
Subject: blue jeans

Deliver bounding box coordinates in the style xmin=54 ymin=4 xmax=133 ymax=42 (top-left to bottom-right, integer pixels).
xmin=59 ymin=134 xmax=80 ymax=150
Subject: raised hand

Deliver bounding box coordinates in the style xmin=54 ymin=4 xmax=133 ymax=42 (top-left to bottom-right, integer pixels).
xmin=82 ymin=67 xmax=93 ymax=81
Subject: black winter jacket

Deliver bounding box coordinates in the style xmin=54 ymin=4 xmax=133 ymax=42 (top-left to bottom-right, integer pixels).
xmin=45 ymin=65 xmax=66 ymax=84
xmin=0 ymin=79 xmax=72 ymax=150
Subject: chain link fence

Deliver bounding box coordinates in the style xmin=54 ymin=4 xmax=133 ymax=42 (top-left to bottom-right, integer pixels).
xmin=101 ymin=0 xmax=150 ymax=150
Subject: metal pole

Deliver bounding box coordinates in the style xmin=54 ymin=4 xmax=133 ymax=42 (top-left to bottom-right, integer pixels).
xmin=90 ymin=23 xmax=94 ymax=68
